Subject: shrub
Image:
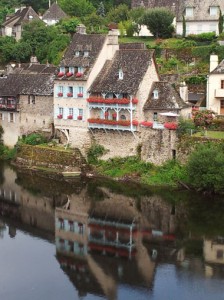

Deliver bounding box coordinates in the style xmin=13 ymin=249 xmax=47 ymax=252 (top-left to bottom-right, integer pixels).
xmin=192 ymin=110 xmax=215 ymax=127
xmin=185 ymin=75 xmax=207 ymax=85
xmin=87 ymin=143 xmax=106 ymax=164
xmin=186 ymin=32 xmax=216 ymax=42
xmin=177 ymin=117 xmax=195 ymax=136
xmin=23 ymin=133 xmax=47 ymax=145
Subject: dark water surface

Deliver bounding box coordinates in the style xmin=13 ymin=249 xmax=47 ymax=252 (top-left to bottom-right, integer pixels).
xmin=0 ymin=163 xmax=224 ymax=300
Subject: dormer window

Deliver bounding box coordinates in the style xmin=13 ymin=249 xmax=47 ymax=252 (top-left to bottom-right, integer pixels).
xmin=75 ymin=51 xmax=80 ymax=57
xmin=210 ymin=6 xmax=218 ymax=16
xmin=185 ymin=7 xmax=193 ymax=17
xmin=84 ymin=51 xmax=89 ymax=57
xmin=119 ymin=69 xmax=123 ymax=80
xmin=153 ymin=89 xmax=158 ymax=99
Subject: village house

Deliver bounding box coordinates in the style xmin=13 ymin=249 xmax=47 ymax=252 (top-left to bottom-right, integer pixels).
xmin=54 ymin=25 xmax=119 ymax=150
xmin=42 ymin=2 xmax=67 ymax=26
xmin=207 ymin=54 xmax=224 ymax=115
xmin=1 ymin=6 xmax=40 ymax=41
xmin=0 ymin=61 xmax=56 ymax=146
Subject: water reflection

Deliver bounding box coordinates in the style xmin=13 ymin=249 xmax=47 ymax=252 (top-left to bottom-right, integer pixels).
xmin=0 ymin=162 xmax=224 ymax=300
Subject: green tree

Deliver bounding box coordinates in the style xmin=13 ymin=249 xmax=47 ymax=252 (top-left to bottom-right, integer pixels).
xmin=141 ymin=8 xmax=174 ymax=38
xmin=20 ymin=0 xmax=48 ymax=13
xmin=218 ymin=9 xmax=223 ymax=35
xmin=11 ymin=41 xmax=32 ymax=62
xmin=182 ymin=14 xmax=186 ymax=38
xmin=0 ymin=36 xmax=16 ymax=63
xmin=58 ymin=17 xmax=80 ymax=34
xmin=82 ymin=12 xmax=105 ymax=33
xmin=106 ymin=4 xmax=129 ymax=23
xmin=186 ymin=143 xmax=224 ymax=193
xmin=97 ymin=1 xmax=105 ymax=17
xmin=58 ymin=0 xmax=95 ymax=17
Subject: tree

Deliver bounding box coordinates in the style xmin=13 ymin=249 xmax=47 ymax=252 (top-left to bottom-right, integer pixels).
xmin=20 ymin=0 xmax=49 ymax=13
xmin=218 ymin=9 xmax=223 ymax=35
xmin=58 ymin=0 xmax=95 ymax=17
xmin=182 ymin=15 xmax=186 ymax=38
xmin=82 ymin=12 xmax=105 ymax=33
xmin=186 ymin=143 xmax=224 ymax=193
xmin=106 ymin=4 xmax=129 ymax=23
xmin=97 ymin=1 xmax=105 ymax=17
xmin=192 ymin=110 xmax=214 ymax=128
xmin=141 ymin=8 xmax=174 ymax=38
xmin=58 ymin=17 xmax=80 ymax=35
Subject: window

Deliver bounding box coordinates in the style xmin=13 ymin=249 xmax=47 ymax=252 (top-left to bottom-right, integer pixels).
xmin=75 ymin=51 xmax=80 ymax=57
xmin=185 ymin=7 xmax=193 ymax=17
xmin=120 ymin=114 xmax=126 ymax=120
xmin=84 ymin=51 xmax=89 ymax=57
xmin=153 ymin=112 xmax=158 ymax=121
xmin=78 ymin=66 xmax=83 ymax=73
xmin=9 ymin=112 xmax=14 ymax=123
xmin=78 ymin=86 xmax=83 ymax=97
xmin=69 ymin=108 xmax=73 ymax=116
xmin=67 ymin=86 xmax=73 ymax=97
xmin=221 ymin=100 xmax=224 ymax=108
xmin=119 ymin=68 xmax=123 ymax=80
xmin=28 ymin=95 xmax=35 ymax=104
xmin=153 ymin=89 xmax=158 ymax=99
xmin=221 ymin=80 xmax=224 ymax=89
xmin=78 ymin=108 xmax=83 ymax=117
xmin=59 ymin=107 xmax=63 ymax=116
xmin=210 ymin=6 xmax=218 ymax=16
xmin=59 ymin=86 xmax=63 ymax=93
xmin=217 ymin=250 xmax=224 ymax=259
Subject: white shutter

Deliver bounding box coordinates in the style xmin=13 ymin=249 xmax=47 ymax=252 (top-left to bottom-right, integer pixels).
xmin=63 ymin=107 xmax=69 ymax=119
xmin=54 ymin=107 xmax=59 ymax=119
xmin=73 ymin=108 xmax=79 ymax=120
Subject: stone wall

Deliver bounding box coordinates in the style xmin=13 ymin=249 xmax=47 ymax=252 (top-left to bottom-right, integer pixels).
xmin=15 ymin=144 xmax=85 ymax=171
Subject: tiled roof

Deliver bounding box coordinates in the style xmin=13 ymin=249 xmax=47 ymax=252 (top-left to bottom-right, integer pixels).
xmin=11 ymin=64 xmax=57 ymax=75
xmin=176 ymin=0 xmax=224 ymax=21
xmin=132 ymin=0 xmax=179 ymax=14
xmin=89 ymin=49 xmax=154 ymax=94
xmin=60 ymin=33 xmax=106 ymax=69
xmin=210 ymin=59 xmax=224 ymax=74
xmin=2 ymin=6 xmax=40 ymax=27
xmin=42 ymin=2 xmax=67 ymax=21
xmin=119 ymin=43 xmax=146 ymax=50
xmin=144 ymin=81 xmax=190 ymax=110
xmin=0 ymin=74 xmax=54 ymax=97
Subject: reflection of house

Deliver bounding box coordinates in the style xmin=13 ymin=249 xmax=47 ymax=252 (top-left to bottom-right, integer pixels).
xmin=1 ymin=6 xmax=40 ymax=41
xmin=204 ymin=238 xmax=224 ymax=264
xmin=207 ymin=54 xmax=224 ymax=115
xmin=42 ymin=2 xmax=67 ymax=26
xmin=0 ymin=61 xmax=56 ymax=146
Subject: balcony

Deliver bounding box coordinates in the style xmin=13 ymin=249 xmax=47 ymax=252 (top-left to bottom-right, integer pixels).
xmin=87 ymin=97 xmax=138 ymax=109
xmin=88 ymin=118 xmax=138 ymax=131
xmin=215 ymin=89 xmax=224 ymax=98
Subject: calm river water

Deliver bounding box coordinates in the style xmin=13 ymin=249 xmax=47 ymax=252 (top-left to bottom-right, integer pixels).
xmin=0 ymin=162 xmax=224 ymax=300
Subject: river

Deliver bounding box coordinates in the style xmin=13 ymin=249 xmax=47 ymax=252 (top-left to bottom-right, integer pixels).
xmin=0 ymin=162 xmax=224 ymax=300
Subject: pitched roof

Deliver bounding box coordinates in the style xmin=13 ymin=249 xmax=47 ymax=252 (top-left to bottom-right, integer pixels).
xmin=42 ymin=2 xmax=67 ymax=21
xmin=89 ymin=49 xmax=154 ymax=94
xmin=210 ymin=59 xmax=224 ymax=74
xmin=131 ymin=0 xmax=179 ymax=14
xmin=144 ymin=81 xmax=190 ymax=110
xmin=2 ymin=6 xmax=40 ymax=27
xmin=176 ymin=0 xmax=224 ymax=21
xmin=0 ymin=73 xmax=54 ymax=97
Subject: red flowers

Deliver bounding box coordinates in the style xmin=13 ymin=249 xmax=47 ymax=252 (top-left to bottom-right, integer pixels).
xmin=76 ymin=72 xmax=83 ymax=78
xmin=87 ymin=98 xmax=130 ymax=104
xmin=57 ymin=114 xmax=63 ymax=119
xmin=164 ymin=122 xmax=178 ymax=130
xmin=58 ymin=92 xmax=63 ymax=97
xmin=66 ymin=72 xmax=73 ymax=77
xmin=88 ymin=118 xmax=131 ymax=126
xmin=132 ymin=120 xmax=139 ymax=126
xmin=67 ymin=115 xmax=73 ymax=119
xmin=77 ymin=93 xmax=83 ymax=97
xmin=140 ymin=121 xmax=153 ymax=127
xmin=57 ymin=72 xmax=64 ymax=77
xmin=77 ymin=115 xmax=83 ymax=120
xmin=132 ymin=98 xmax=138 ymax=104
xmin=67 ymin=92 xmax=73 ymax=97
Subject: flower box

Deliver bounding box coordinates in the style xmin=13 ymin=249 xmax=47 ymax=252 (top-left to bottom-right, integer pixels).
xmin=77 ymin=115 xmax=83 ymax=120
xmin=76 ymin=72 xmax=83 ymax=78
xmin=87 ymin=98 xmax=130 ymax=105
xmin=77 ymin=93 xmax=83 ymax=97
xmin=164 ymin=122 xmax=178 ymax=130
xmin=132 ymin=120 xmax=139 ymax=126
xmin=140 ymin=121 xmax=153 ymax=127
xmin=57 ymin=114 xmax=63 ymax=119
xmin=67 ymin=115 xmax=73 ymax=119
xmin=132 ymin=98 xmax=138 ymax=104
xmin=58 ymin=92 xmax=63 ymax=97
xmin=66 ymin=72 xmax=73 ymax=77
xmin=58 ymin=72 xmax=65 ymax=77
xmin=67 ymin=92 xmax=73 ymax=97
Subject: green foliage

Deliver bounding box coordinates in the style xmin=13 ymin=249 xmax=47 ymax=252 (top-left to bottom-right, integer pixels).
xmin=185 ymin=75 xmax=207 ymax=84
xmin=58 ymin=17 xmax=80 ymax=34
xmin=218 ymin=9 xmax=223 ymax=34
xmin=87 ymin=143 xmax=106 ymax=164
xmin=0 ymin=36 xmax=16 ymax=63
xmin=123 ymin=20 xmax=136 ymax=37
xmin=218 ymin=32 xmax=224 ymax=40
xmin=82 ymin=12 xmax=105 ymax=33
xmin=22 ymin=133 xmax=47 ymax=145
xmin=186 ymin=143 xmax=224 ymax=193
xmin=0 ymin=145 xmax=17 ymax=160
xmin=187 ymin=32 xmax=216 ymax=42
xmin=182 ymin=15 xmax=186 ymax=38
xmin=177 ymin=117 xmax=196 ymax=136
xmin=58 ymin=0 xmax=96 ymax=17
xmin=106 ymin=4 xmax=129 ymax=23
xmin=141 ymin=8 xmax=174 ymax=38
xmin=97 ymin=1 xmax=105 ymax=17
xmin=47 ymin=34 xmax=70 ymax=65
xmin=128 ymin=7 xmax=144 ymax=22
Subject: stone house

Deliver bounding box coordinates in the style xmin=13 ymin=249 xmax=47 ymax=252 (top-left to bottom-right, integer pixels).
xmin=0 ymin=64 xmax=56 ymax=146
xmin=42 ymin=2 xmax=67 ymax=26
xmin=1 ymin=6 xmax=40 ymax=41
xmin=54 ymin=25 xmax=119 ymax=150
xmin=207 ymin=54 xmax=224 ymax=115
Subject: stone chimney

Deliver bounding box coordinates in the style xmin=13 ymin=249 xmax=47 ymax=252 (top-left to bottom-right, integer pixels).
xmin=30 ymin=55 xmax=39 ymax=64
xmin=76 ymin=24 xmax=86 ymax=35
xmin=107 ymin=30 xmax=119 ymax=60
xmin=179 ymin=81 xmax=188 ymax=102
xmin=210 ymin=54 xmax=218 ymax=72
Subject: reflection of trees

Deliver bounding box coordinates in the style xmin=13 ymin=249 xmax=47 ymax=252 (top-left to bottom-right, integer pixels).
xmin=0 ymin=162 xmax=5 ymax=185
xmin=0 ymin=220 xmax=6 ymax=238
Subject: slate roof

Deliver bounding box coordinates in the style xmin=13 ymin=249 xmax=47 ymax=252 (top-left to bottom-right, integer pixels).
xmin=11 ymin=64 xmax=57 ymax=75
xmin=2 ymin=6 xmax=40 ymax=27
xmin=131 ymin=0 xmax=180 ymax=14
xmin=42 ymin=2 xmax=67 ymax=21
xmin=60 ymin=33 xmax=106 ymax=68
xmin=210 ymin=59 xmax=224 ymax=74
xmin=0 ymin=74 xmax=54 ymax=97
xmin=176 ymin=0 xmax=224 ymax=22
xmin=144 ymin=81 xmax=190 ymax=110
xmin=89 ymin=49 xmax=154 ymax=94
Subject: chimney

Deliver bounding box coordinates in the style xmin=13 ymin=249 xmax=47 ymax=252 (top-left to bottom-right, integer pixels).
xmin=210 ymin=54 xmax=218 ymax=72
xmin=30 ymin=56 xmax=39 ymax=64
xmin=179 ymin=81 xmax=188 ymax=102
xmin=107 ymin=30 xmax=119 ymax=45
xmin=76 ymin=24 xmax=86 ymax=35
